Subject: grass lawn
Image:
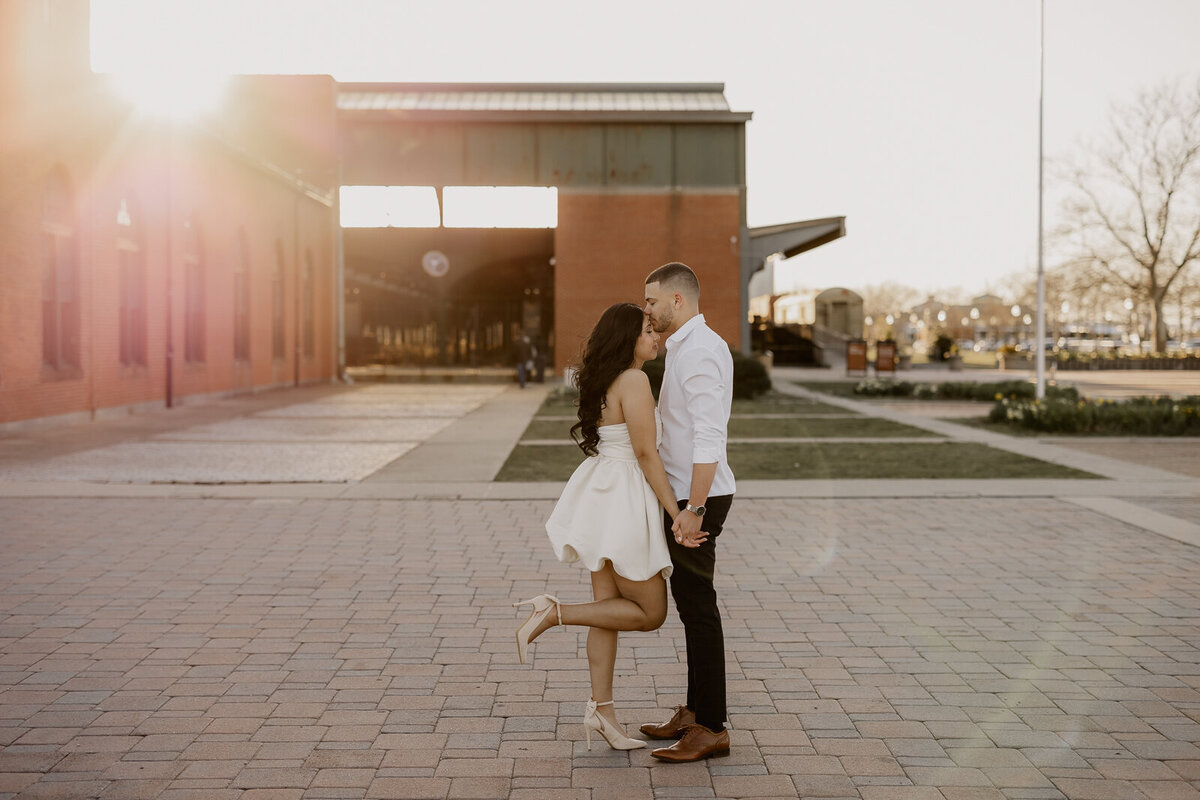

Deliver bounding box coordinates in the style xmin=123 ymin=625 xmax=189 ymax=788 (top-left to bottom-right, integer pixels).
xmin=495 ymin=441 xmax=1099 ymax=481
xmin=726 ymin=441 xmax=1097 ymax=479
xmin=790 ymin=381 xmax=860 ymax=397
xmin=534 ymin=390 xmax=853 ymax=418
xmin=496 ymin=444 xmax=588 ymax=481
xmin=537 ymin=391 xmax=582 ymax=413
xmin=520 ymin=416 xmax=939 ymax=441
xmin=731 ymin=392 xmax=853 ymax=416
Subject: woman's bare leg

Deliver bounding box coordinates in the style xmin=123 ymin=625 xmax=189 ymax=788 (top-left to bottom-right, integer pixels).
xmin=528 ymin=569 xmax=667 ymax=641
xmin=525 ymin=565 xmax=668 ymax=728
xmin=587 ymin=566 xmax=621 ymax=728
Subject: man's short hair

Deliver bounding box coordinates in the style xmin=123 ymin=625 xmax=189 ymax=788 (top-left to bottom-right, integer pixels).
xmin=645 ymin=262 xmax=699 ymax=299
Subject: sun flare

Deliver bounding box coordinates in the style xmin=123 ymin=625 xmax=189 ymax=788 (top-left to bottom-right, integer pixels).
xmin=108 ymin=70 xmax=228 ymax=120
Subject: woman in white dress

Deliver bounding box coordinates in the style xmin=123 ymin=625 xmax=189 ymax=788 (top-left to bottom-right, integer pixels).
xmin=513 ymin=302 xmax=684 ymax=751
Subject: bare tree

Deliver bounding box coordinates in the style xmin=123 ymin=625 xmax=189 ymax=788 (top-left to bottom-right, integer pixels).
xmin=1054 ymin=78 xmax=1200 ymax=352
xmin=857 ymin=281 xmax=921 ymax=339
xmin=859 ymin=281 xmax=921 ymax=319
xmin=1169 ymin=266 xmax=1200 ymax=342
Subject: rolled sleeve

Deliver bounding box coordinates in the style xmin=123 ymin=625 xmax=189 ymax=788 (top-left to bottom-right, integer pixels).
xmin=678 ymin=347 xmax=728 ymax=464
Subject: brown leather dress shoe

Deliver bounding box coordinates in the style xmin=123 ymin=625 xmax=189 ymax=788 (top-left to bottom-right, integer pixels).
xmin=639 ymin=705 xmax=695 ymax=740
xmin=650 ymin=724 xmax=730 ymax=762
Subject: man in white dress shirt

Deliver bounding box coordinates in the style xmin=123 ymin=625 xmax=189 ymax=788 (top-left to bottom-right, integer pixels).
xmin=638 ymin=262 xmax=736 ymax=762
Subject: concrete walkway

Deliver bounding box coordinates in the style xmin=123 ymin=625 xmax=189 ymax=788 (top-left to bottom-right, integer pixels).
xmin=1 ymin=380 xmax=1199 ymax=800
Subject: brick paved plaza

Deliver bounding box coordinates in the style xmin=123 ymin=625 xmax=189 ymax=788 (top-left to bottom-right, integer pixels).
xmin=1 ymin=383 xmax=1198 ymax=799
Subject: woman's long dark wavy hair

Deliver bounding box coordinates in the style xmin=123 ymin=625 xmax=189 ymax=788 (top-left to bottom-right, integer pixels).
xmin=570 ymin=302 xmax=645 ymax=456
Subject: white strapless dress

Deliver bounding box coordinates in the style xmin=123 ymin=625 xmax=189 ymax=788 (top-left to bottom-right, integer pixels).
xmin=545 ymin=422 xmax=673 ymax=581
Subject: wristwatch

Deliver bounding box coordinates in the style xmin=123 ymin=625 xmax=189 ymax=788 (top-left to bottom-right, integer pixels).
xmin=684 ymin=503 xmax=706 ymax=517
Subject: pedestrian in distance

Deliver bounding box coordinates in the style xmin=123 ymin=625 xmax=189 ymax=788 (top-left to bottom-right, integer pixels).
xmin=513 ymin=331 xmax=533 ymax=388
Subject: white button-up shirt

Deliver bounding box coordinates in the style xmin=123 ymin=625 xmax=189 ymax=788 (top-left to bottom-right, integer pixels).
xmin=658 ymin=313 xmax=736 ymax=501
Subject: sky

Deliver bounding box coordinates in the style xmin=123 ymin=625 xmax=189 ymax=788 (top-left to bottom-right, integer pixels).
xmin=90 ymin=0 xmax=1200 ymax=299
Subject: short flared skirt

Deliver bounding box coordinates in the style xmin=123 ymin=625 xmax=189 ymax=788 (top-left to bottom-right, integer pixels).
xmin=545 ymin=454 xmax=673 ymax=582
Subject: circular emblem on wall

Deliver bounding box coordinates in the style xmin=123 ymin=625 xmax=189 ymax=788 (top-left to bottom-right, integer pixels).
xmin=422 ymin=250 xmax=450 ymax=278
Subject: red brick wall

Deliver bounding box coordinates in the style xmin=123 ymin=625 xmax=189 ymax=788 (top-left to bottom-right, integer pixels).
xmin=0 ymin=1 xmax=103 ymax=424
xmin=0 ymin=58 xmax=339 ymax=425
xmin=553 ymin=191 xmax=742 ymax=373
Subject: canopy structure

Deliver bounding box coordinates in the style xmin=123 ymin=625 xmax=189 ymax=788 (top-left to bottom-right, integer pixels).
xmin=740 ymin=216 xmax=847 ymax=345
xmin=745 ymin=217 xmax=846 ymax=261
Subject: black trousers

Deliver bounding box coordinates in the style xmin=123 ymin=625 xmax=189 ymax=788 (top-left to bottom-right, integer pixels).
xmin=663 ymin=494 xmax=734 ymax=732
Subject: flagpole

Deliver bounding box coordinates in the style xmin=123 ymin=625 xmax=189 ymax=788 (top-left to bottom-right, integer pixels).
xmin=1035 ymin=0 xmax=1046 ymax=399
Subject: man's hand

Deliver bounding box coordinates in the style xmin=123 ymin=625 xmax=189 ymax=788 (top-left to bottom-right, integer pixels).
xmin=671 ymin=510 xmax=708 ymax=548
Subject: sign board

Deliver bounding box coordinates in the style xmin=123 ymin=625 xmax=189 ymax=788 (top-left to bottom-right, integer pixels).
xmin=846 ymin=340 xmax=867 ymax=376
xmin=876 ymin=341 xmax=896 ymax=374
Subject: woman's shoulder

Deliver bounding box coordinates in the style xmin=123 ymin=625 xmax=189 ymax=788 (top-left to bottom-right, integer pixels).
xmin=612 ymin=368 xmax=650 ymax=389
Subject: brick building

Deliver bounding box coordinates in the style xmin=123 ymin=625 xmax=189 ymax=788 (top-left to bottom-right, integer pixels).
xmin=1 ymin=2 xmax=844 ymax=428
xmin=1 ymin=2 xmax=339 ymax=428
xmin=338 ymin=84 xmax=846 ymax=374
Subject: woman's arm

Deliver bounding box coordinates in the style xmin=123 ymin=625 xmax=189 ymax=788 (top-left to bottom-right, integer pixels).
xmin=616 ymin=370 xmax=679 ymax=520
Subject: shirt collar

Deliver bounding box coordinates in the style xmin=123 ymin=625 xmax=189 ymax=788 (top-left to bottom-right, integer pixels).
xmin=666 ymin=313 xmax=705 ymax=349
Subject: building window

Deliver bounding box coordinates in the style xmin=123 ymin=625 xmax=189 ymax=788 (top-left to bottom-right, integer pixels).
xmin=272 ymin=240 xmax=286 ymax=360
xmin=303 ymin=249 xmax=315 ymax=358
xmin=117 ymin=197 xmax=146 ymax=366
xmin=183 ymin=220 xmax=205 ymax=363
xmin=233 ymin=228 xmax=251 ymax=362
xmin=42 ymin=166 xmax=80 ymax=370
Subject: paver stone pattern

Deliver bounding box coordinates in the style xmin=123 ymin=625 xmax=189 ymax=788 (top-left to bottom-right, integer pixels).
xmin=1 ymin=495 xmax=1199 ymax=799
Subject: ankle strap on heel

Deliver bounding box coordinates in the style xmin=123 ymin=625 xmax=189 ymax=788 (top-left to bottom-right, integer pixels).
xmin=590 ymin=699 xmax=613 ymax=707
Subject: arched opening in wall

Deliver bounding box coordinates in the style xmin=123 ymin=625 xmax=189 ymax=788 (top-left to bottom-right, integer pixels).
xmin=182 ymin=219 xmax=205 ymax=363
xmin=42 ymin=165 xmax=80 ymax=372
xmin=271 ymin=239 xmax=286 ymax=361
xmin=233 ymin=227 xmax=251 ymax=363
xmin=341 ymin=186 xmax=555 ymax=369
xmin=116 ymin=195 xmax=146 ymax=367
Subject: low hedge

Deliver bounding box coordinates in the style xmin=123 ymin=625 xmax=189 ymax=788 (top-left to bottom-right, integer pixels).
xmin=988 ymin=395 xmax=1200 ymax=435
xmin=642 ymin=348 xmax=771 ymax=400
xmin=854 ymin=379 xmax=1078 ymax=402
xmin=1054 ymin=353 xmax=1200 ymax=370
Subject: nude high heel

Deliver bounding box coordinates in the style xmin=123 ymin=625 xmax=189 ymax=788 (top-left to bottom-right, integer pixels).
xmin=583 ymin=699 xmax=646 ymax=751
xmin=512 ymin=594 xmax=561 ymax=664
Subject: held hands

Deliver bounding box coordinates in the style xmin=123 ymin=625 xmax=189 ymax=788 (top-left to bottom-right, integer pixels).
xmin=671 ymin=510 xmax=708 ymax=548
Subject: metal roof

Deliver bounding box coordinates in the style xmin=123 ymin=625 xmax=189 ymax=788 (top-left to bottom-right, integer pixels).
xmin=337 ymin=82 xmax=751 ymax=123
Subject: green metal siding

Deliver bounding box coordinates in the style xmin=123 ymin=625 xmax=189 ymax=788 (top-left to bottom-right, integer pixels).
xmin=342 ymin=122 xmax=464 ymax=185
xmin=536 ymin=125 xmax=606 ymax=186
xmin=341 ymin=121 xmax=742 ymax=188
xmin=603 ymin=124 xmax=672 ymax=186
xmin=464 ymin=124 xmax=537 ymax=185
xmin=674 ymin=125 xmax=739 ymax=187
